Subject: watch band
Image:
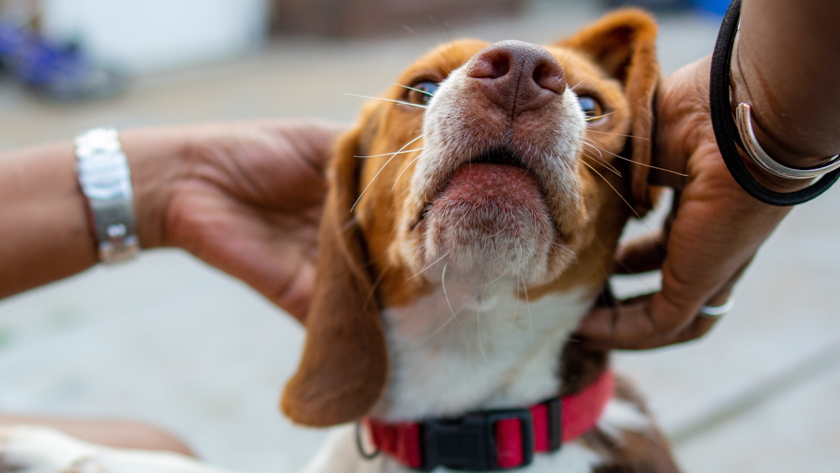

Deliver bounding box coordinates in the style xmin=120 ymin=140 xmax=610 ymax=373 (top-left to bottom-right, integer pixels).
xmin=75 ymin=127 xmax=140 ymax=264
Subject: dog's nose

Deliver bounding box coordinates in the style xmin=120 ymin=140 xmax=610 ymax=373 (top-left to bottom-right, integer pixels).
xmin=466 ymin=40 xmax=566 ymax=115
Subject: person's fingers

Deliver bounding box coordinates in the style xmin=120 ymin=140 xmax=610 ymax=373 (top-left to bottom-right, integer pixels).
xmin=265 ymin=255 xmax=315 ymax=324
xmin=613 ymin=232 xmax=667 ymax=274
xmin=271 ymin=119 xmax=349 ymax=172
xmin=580 ymin=59 xmax=721 ymax=347
xmin=581 ymin=257 xmax=739 ymax=349
xmin=579 ymin=259 xmax=746 ymax=350
xmin=580 ymin=295 xmax=716 ymax=350
xmin=638 ymin=288 xmax=734 ymax=348
xmin=653 ymin=313 xmax=720 ymax=348
xmin=577 ymin=55 xmax=793 ymax=350
xmin=578 ymin=295 xmax=662 ymax=350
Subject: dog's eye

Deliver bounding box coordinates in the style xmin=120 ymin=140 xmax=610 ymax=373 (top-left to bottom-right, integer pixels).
xmin=578 ymin=95 xmax=604 ymax=121
xmin=407 ymin=81 xmax=438 ymax=106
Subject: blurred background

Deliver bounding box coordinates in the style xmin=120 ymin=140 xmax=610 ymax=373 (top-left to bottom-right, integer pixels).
xmin=1 ymin=1 xmax=839 ymax=472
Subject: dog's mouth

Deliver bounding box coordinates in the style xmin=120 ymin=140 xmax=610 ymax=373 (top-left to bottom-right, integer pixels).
xmin=416 ymin=146 xmax=551 ymax=226
xmin=470 ymin=146 xmax=529 ymax=169
xmin=409 ymin=144 xmax=561 ymax=279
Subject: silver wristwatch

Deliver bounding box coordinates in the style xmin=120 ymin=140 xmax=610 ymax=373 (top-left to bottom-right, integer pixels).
xmin=75 ymin=128 xmax=140 ymax=264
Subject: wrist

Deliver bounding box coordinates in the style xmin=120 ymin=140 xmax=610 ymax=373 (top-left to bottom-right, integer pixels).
xmin=730 ymin=33 xmax=837 ymax=167
xmin=729 ymin=41 xmax=830 ymax=194
xmin=118 ymin=127 xmax=192 ymax=250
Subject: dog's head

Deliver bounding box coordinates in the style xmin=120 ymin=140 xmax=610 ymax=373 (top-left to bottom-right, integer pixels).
xmin=282 ymin=10 xmax=659 ymax=427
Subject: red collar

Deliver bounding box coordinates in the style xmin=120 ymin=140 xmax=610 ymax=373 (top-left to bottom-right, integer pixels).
xmin=363 ymin=370 xmax=614 ymax=471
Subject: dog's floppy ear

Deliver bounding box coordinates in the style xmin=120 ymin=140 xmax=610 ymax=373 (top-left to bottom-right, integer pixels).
xmin=281 ymin=124 xmax=388 ymax=427
xmin=558 ymin=9 xmax=659 ymax=215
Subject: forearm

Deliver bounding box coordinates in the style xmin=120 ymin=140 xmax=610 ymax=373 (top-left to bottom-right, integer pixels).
xmin=0 ymin=142 xmax=95 ymax=297
xmin=0 ymin=129 xmax=187 ymax=299
xmin=732 ymin=0 xmax=840 ymax=167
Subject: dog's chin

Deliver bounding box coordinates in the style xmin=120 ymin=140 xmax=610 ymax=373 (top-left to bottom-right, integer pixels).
xmin=417 ymin=162 xmax=564 ymax=283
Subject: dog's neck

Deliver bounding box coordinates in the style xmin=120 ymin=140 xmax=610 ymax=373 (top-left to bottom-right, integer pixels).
xmin=371 ymin=275 xmax=596 ymax=421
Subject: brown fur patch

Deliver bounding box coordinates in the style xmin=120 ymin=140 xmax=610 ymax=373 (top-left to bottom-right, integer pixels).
xmin=559 ymin=342 xmax=610 ymax=397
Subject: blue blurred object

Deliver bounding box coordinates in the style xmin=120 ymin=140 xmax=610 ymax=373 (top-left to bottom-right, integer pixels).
xmin=601 ymin=0 xmax=731 ymax=16
xmin=0 ymin=20 xmax=126 ymax=101
xmin=694 ymin=0 xmax=731 ymax=16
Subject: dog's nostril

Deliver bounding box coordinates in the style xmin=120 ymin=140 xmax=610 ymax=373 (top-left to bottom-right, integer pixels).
xmin=467 ymin=49 xmax=511 ymax=79
xmin=532 ymin=61 xmax=566 ymax=95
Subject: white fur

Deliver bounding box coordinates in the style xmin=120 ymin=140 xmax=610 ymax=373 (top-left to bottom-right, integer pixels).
xmin=374 ymin=279 xmax=590 ymax=420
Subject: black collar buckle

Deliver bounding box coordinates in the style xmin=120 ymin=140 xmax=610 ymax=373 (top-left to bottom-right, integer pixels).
xmin=421 ymin=408 xmax=534 ymax=471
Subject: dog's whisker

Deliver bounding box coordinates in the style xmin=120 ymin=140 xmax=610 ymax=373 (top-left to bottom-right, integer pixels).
xmin=441 ymin=262 xmax=461 ymax=325
xmin=391 ymin=82 xmax=435 ymax=97
xmin=582 ymin=138 xmax=603 ymax=159
xmin=487 ymin=221 xmax=512 ymax=240
xmin=583 ymin=153 xmax=622 ymax=177
xmin=392 ymin=154 xmax=423 ymax=191
xmin=581 ymin=141 xmax=622 ymax=177
xmin=570 ymin=75 xmax=593 ymax=91
xmin=585 ymin=110 xmax=622 ymax=121
xmin=475 ymin=266 xmax=510 ymax=288
xmin=343 ymin=93 xmax=427 ymax=109
xmin=587 ymin=130 xmax=650 ymax=141
xmin=356 ymin=148 xmax=424 ymax=159
xmin=584 ymin=97 xmax=647 ymax=121
xmin=581 ymin=160 xmax=656 ymax=237
xmin=340 ymin=217 xmax=359 ymax=234
xmin=352 ymin=134 xmax=424 ymax=211
xmin=408 ymin=252 xmax=449 ymax=281
xmin=427 ymin=15 xmax=455 ymax=45
xmin=581 ymin=138 xmax=621 ymax=175
xmin=522 ymin=277 xmax=534 ymax=344
xmin=477 ymin=312 xmax=488 ymax=362
xmin=485 ymin=246 xmax=514 ymax=264
xmin=560 ymin=54 xmax=572 ymax=70
xmin=513 ymin=276 xmax=522 ymax=322
xmin=424 ymin=305 xmax=465 ymax=340
xmin=558 ymin=157 xmax=581 ymax=196
xmin=613 ymin=155 xmax=688 ymax=177
xmin=580 ymin=143 xmax=612 ymax=169
xmin=583 ymin=139 xmax=688 ymax=177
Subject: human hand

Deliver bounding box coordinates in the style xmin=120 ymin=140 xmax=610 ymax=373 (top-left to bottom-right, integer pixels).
xmin=125 ymin=120 xmax=346 ymax=322
xmin=576 ymin=56 xmax=796 ymax=349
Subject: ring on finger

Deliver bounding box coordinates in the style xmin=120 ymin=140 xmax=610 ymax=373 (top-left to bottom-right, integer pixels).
xmin=699 ymin=298 xmax=735 ymax=317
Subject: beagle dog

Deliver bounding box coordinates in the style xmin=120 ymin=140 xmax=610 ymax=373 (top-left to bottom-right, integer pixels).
xmin=284 ymin=9 xmax=679 ymax=473
xmin=0 ymin=9 xmax=679 ymax=473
